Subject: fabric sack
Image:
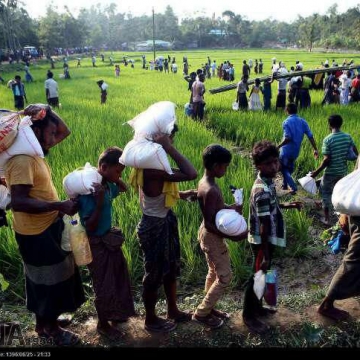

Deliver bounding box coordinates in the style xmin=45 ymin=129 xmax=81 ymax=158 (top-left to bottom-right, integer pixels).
xmin=126 ymin=101 xmax=176 ymax=140
xmin=0 ymin=112 xmax=21 ymax=153
xmin=332 ymin=169 xmax=360 ymax=215
xmin=215 ymin=209 xmax=247 ymax=236
xmin=0 ymin=116 xmax=44 ymax=175
xmin=63 ymin=162 xmax=102 ymax=198
xmin=119 ymin=138 xmax=172 ymax=174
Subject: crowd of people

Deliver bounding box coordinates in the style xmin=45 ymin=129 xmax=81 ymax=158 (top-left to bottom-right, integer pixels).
xmin=2 ymin=53 xmax=360 ymax=344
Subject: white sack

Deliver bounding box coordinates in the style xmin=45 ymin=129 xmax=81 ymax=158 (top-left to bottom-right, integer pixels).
xmin=215 ymin=209 xmax=247 ymax=236
xmin=119 ymin=139 xmax=172 ymax=174
xmin=253 ymin=270 xmax=266 ymax=300
xmin=332 ymin=169 xmax=360 ymax=215
xmin=0 ymin=116 xmax=44 ymax=175
xmin=126 ymin=101 xmax=176 ymax=140
xmin=63 ymin=162 xmax=102 ymax=198
xmin=298 ymin=172 xmax=317 ymax=195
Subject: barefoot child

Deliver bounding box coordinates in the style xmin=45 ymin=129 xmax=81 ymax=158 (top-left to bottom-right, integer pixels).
xmin=310 ymin=114 xmax=357 ymax=225
xmin=132 ymin=125 xmax=198 ymax=333
xmin=77 ymin=147 xmax=136 ymax=340
xmin=243 ymin=141 xmax=302 ymax=334
xmin=193 ymin=144 xmax=248 ymax=329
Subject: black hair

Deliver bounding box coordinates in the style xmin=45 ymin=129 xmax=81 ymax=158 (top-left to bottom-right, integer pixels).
xmin=328 ymin=114 xmax=343 ymax=128
xmin=202 ymin=144 xmax=232 ymax=170
xmin=15 ymin=75 xmax=21 ymax=80
xmin=30 ymin=108 xmax=59 ymax=132
xmin=98 ymin=146 xmax=123 ymax=167
xmin=97 ymin=80 xmax=104 ymax=86
xmin=170 ymin=123 xmax=178 ymax=136
xmin=47 ymin=71 xmax=53 ymax=78
xmin=252 ymin=140 xmax=279 ymax=165
xmin=286 ymin=103 xmax=297 ymax=114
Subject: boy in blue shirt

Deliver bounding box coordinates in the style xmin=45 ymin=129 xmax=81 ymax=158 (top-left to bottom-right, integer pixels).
xmin=278 ymin=103 xmax=318 ymax=195
xmin=78 ymin=147 xmax=136 ymax=340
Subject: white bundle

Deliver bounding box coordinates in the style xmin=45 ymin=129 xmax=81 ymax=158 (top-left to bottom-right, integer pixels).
xmin=126 ymin=101 xmax=176 ymax=140
xmin=253 ymin=270 xmax=266 ymax=300
xmin=0 ymin=116 xmax=44 ymax=175
xmin=298 ymin=173 xmax=317 ymax=195
xmin=0 ymin=185 xmax=10 ymax=210
xmin=215 ymin=209 xmax=247 ymax=236
xmin=119 ymin=139 xmax=173 ymax=174
xmin=63 ymin=162 xmax=102 ymax=198
xmin=332 ymin=169 xmax=360 ymax=215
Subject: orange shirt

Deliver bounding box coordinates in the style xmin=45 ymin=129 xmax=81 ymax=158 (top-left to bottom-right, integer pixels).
xmin=5 ymin=155 xmax=59 ymax=235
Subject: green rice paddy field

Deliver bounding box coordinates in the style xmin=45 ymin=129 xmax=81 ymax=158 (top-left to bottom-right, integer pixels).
xmin=1 ymin=49 xmax=360 ymax=298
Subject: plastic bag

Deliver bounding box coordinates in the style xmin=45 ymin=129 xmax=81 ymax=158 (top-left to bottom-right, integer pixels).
xmin=253 ymin=270 xmax=266 ymax=300
xmin=347 ymin=146 xmax=357 ymax=161
xmin=298 ymin=172 xmax=317 ymax=195
xmin=215 ymin=209 xmax=247 ymax=236
xmin=184 ymin=103 xmax=193 ymax=117
xmin=232 ymin=101 xmax=239 ymax=111
xmin=70 ymin=216 xmax=92 ymax=266
xmin=332 ymin=169 xmax=360 ymax=215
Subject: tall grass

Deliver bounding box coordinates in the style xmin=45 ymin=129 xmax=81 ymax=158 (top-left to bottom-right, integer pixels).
xmin=0 ymin=49 xmax=359 ymax=299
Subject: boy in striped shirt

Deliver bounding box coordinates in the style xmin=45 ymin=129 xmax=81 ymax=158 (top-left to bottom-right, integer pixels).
xmin=311 ymin=115 xmax=358 ymax=225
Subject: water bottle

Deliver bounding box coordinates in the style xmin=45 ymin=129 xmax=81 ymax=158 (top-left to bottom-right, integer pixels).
xmin=264 ymin=269 xmax=277 ymax=307
xmin=61 ymin=215 xmax=73 ymax=252
xmin=69 ymin=219 xmax=93 ymax=266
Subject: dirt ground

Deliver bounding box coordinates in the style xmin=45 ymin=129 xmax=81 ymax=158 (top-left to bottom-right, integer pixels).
xmin=16 ymin=181 xmax=354 ymax=349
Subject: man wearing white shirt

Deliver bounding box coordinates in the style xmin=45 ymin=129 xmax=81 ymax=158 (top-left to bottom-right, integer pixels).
xmin=45 ymin=71 xmax=59 ymax=108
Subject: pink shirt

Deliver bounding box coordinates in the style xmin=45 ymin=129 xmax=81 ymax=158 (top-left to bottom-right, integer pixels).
xmin=192 ymin=80 xmax=205 ymax=103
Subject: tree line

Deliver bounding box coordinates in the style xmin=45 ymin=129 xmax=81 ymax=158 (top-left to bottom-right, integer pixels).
xmin=1 ymin=1 xmax=360 ymax=53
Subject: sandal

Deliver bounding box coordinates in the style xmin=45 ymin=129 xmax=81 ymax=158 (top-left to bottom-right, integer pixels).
xmin=211 ymin=309 xmax=230 ymax=320
xmin=167 ymin=310 xmax=193 ymax=323
xmin=144 ymin=319 xmax=177 ymax=333
xmin=43 ymin=328 xmax=80 ymax=346
xmin=192 ymin=313 xmax=224 ymax=329
xmin=318 ymin=307 xmax=349 ymax=321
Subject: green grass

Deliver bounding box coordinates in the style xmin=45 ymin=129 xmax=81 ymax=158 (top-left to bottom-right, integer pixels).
xmin=0 ymin=49 xmax=359 ymax=300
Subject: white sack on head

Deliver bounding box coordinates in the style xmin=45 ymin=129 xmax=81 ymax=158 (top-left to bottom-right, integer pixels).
xmin=63 ymin=162 xmax=102 ymax=198
xmin=126 ymin=101 xmax=176 ymax=140
xmin=215 ymin=209 xmax=247 ymax=236
xmin=0 ymin=116 xmax=44 ymax=176
xmin=119 ymin=138 xmax=173 ymax=174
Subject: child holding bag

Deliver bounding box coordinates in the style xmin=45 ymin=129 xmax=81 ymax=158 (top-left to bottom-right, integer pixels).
xmin=77 ymin=147 xmax=136 ymax=340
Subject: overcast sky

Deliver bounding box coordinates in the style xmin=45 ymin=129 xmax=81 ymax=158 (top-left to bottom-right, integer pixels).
xmin=22 ymin=0 xmax=360 ymax=22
